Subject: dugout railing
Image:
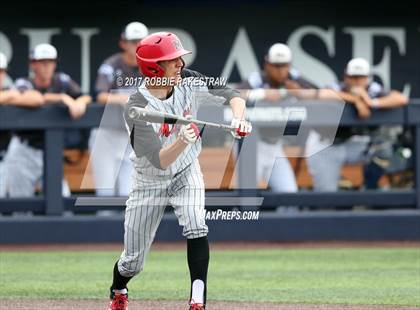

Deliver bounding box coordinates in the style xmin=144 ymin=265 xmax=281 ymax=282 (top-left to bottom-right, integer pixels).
xmin=0 ymin=100 xmax=420 ymax=215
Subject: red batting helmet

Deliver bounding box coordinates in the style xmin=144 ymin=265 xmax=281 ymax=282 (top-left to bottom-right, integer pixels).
xmin=136 ymin=32 xmax=192 ymax=78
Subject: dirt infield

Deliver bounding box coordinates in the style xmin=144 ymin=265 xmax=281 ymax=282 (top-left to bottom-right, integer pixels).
xmin=1 ymin=299 xmax=419 ymax=310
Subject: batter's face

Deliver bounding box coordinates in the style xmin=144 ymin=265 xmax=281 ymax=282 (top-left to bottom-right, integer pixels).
xmin=159 ymin=57 xmax=183 ymax=84
xmin=264 ymin=62 xmax=290 ymax=85
xmin=30 ymin=60 xmax=56 ymax=82
xmin=344 ymin=75 xmax=369 ymax=88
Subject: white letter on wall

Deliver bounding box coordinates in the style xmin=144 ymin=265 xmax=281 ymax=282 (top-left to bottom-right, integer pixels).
xmin=71 ymin=28 xmax=100 ymax=93
xmin=20 ymin=28 xmax=61 ymax=50
xmin=343 ymin=27 xmax=406 ymax=92
xmin=287 ymin=26 xmax=337 ymax=87
xmin=221 ymin=27 xmax=260 ymax=82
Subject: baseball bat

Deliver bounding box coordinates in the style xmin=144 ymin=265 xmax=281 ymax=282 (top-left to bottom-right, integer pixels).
xmin=128 ymin=107 xmax=236 ymax=132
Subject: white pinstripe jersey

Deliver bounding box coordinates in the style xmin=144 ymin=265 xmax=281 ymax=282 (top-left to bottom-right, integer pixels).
xmin=138 ymin=80 xmax=204 ymax=176
xmin=124 ymin=69 xmax=239 ymax=178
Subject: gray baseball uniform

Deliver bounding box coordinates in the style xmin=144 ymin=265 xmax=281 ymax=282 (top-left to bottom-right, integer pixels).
xmin=239 ymin=69 xmax=314 ymax=192
xmin=117 ymin=69 xmax=237 ymax=277
xmin=306 ymin=81 xmax=387 ymax=191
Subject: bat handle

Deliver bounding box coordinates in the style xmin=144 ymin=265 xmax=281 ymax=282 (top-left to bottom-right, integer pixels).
xmin=128 ymin=107 xmax=138 ymax=119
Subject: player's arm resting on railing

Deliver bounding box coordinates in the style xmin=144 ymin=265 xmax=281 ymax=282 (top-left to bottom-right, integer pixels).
xmin=96 ymin=92 xmax=130 ymax=105
xmin=282 ymin=78 xmax=319 ymax=99
xmin=11 ymin=78 xmax=45 ymax=107
xmin=240 ymin=77 xmax=321 ymax=102
xmin=45 ymin=77 xmax=91 ymax=119
xmin=43 ymin=92 xmax=67 ymax=103
xmin=42 ymin=93 xmax=81 ymax=119
xmin=0 ymin=89 xmax=22 ymax=105
xmin=368 ymin=91 xmax=408 ymax=109
xmin=69 ymin=94 xmax=92 ymax=119
xmin=238 ymin=79 xmax=285 ymax=102
xmin=11 ymin=90 xmax=44 ymax=107
xmin=43 ymin=92 xmax=91 ymax=120
xmin=19 ymin=90 xmax=45 ymax=106
xmin=67 ymin=77 xmax=92 ymax=108
xmin=334 ymin=90 xmax=371 ymax=119
xmin=75 ymin=95 xmax=92 ymax=105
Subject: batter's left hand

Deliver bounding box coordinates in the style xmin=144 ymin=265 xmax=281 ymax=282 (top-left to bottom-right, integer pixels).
xmin=179 ymin=115 xmax=201 ymax=144
xmin=230 ymin=118 xmax=252 ymax=139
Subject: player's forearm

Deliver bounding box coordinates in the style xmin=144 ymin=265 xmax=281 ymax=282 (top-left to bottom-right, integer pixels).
xmin=317 ymin=89 xmax=342 ymax=100
xmin=159 ymin=137 xmax=189 ymax=169
xmin=229 ymin=97 xmax=247 ymax=119
xmin=287 ymin=88 xmax=321 ymax=99
xmin=331 ymin=91 xmax=371 ymax=118
xmin=0 ymin=90 xmax=19 ymax=104
xmin=75 ymin=95 xmax=92 ymax=106
xmin=373 ymin=91 xmax=408 ymax=109
xmin=12 ymin=90 xmax=45 ymax=107
xmin=97 ymin=92 xmax=130 ymax=105
xmin=43 ymin=93 xmax=64 ymax=103
xmin=335 ymin=91 xmax=360 ymax=105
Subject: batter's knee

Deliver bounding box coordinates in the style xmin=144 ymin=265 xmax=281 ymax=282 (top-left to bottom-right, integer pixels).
xmin=184 ymin=225 xmax=209 ymax=239
xmin=117 ymin=253 xmax=146 ymax=277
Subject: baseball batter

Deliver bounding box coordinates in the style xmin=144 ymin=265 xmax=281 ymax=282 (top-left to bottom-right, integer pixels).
xmin=107 ymin=32 xmax=252 ymax=310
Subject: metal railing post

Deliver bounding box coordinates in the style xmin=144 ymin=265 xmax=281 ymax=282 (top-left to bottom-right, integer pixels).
xmin=44 ymin=129 xmax=64 ymax=215
xmin=416 ymin=125 xmax=420 ymax=209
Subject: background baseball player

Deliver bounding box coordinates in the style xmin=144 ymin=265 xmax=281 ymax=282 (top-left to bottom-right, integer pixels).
xmin=305 ymin=58 xmax=408 ymax=191
xmin=0 ymin=51 xmax=58 ymax=197
xmin=239 ymin=43 xmax=316 ymax=194
xmin=4 ymin=43 xmax=91 ymax=197
xmin=107 ymin=32 xmax=251 ymax=310
xmin=0 ymin=52 xmax=19 ymax=103
xmin=90 ymin=22 xmax=148 ymax=196
xmin=0 ymin=52 xmax=20 ymax=197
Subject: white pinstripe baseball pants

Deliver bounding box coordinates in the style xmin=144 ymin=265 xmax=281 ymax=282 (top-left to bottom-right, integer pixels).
xmin=118 ymin=159 xmax=208 ymax=277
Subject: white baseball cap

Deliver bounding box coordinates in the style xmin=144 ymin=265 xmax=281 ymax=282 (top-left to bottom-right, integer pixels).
xmin=346 ymin=58 xmax=370 ymax=76
xmin=30 ymin=43 xmax=58 ymax=61
xmin=266 ymin=43 xmax=292 ymax=64
xmin=0 ymin=52 xmax=7 ymax=70
xmin=122 ymin=22 xmax=149 ymax=41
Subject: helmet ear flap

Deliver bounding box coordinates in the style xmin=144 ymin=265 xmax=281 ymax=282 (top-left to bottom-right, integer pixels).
xmin=139 ymin=60 xmax=165 ymax=78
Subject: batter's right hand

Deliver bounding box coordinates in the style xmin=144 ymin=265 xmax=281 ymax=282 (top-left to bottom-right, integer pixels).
xmin=179 ymin=123 xmax=200 ymax=144
xmin=230 ymin=118 xmax=252 ymax=139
